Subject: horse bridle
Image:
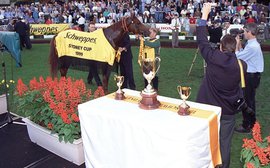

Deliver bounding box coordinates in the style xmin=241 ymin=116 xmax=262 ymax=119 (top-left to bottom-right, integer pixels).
xmin=121 ymin=17 xmax=129 ymax=32
xmin=121 ymin=16 xmax=142 ymax=35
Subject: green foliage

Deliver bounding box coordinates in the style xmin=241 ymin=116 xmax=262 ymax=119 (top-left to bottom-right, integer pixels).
xmin=240 ymin=122 xmax=270 ymax=168
xmin=240 ymin=139 xmax=270 ymax=168
xmin=0 ymin=79 xmax=15 ymax=95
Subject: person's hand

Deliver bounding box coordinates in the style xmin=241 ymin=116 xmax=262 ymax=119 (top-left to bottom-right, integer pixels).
xmin=118 ymin=47 xmax=124 ymax=52
xmin=201 ymin=3 xmax=212 ymax=20
xmin=235 ymin=35 xmax=242 ymax=51
xmin=235 ymin=35 xmax=241 ymax=44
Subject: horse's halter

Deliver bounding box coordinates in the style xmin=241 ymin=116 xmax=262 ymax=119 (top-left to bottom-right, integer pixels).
xmin=121 ymin=17 xmax=129 ymax=32
xmin=121 ymin=16 xmax=142 ymax=35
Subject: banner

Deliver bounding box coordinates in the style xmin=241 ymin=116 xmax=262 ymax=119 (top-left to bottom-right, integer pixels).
xmin=55 ymin=29 xmax=116 ymax=65
xmin=30 ymin=24 xmax=69 ymax=35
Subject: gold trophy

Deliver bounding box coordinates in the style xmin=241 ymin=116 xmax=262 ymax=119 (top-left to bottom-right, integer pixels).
xmin=114 ymin=75 xmax=125 ymax=100
xmin=177 ymin=86 xmax=191 ymax=115
xmin=139 ymin=57 xmax=161 ymax=109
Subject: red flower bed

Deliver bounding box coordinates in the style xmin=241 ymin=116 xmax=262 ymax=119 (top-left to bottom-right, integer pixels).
xmin=241 ymin=122 xmax=270 ymax=168
xmin=16 ymin=76 xmax=104 ymax=143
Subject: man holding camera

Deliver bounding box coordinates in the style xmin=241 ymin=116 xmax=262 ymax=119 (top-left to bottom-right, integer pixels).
xmin=196 ymin=3 xmax=247 ymax=168
xmin=234 ymin=23 xmax=264 ymax=133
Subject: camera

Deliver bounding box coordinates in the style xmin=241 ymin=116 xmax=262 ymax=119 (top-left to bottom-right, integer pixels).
xmin=234 ymin=98 xmax=254 ymax=115
xmin=229 ymin=28 xmax=244 ymax=39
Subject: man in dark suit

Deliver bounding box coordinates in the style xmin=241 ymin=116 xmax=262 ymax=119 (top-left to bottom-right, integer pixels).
xmin=208 ymin=21 xmax=223 ymax=49
xmin=118 ymin=32 xmax=136 ymax=90
xmin=14 ymin=17 xmax=31 ymax=49
xmin=196 ymin=3 xmax=247 ymax=168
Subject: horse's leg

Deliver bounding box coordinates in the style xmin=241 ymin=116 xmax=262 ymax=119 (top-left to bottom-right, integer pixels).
xmin=89 ymin=61 xmax=102 ymax=86
xmin=102 ymin=63 xmax=112 ymax=94
xmin=59 ymin=57 xmax=70 ymax=77
xmin=60 ymin=68 xmax=68 ymax=77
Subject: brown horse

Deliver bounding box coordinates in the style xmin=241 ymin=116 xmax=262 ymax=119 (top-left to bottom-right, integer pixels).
xmin=49 ymin=14 xmax=150 ymax=93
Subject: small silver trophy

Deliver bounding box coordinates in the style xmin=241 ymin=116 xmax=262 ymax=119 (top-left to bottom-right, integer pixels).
xmin=114 ymin=75 xmax=125 ymax=100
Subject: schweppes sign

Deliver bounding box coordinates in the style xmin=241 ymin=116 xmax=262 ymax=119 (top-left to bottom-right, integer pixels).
xmin=55 ymin=29 xmax=116 ymax=65
xmin=30 ymin=24 xmax=69 ymax=35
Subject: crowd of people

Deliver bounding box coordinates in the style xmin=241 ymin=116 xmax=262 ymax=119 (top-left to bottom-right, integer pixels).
xmin=0 ymin=0 xmax=269 ymax=32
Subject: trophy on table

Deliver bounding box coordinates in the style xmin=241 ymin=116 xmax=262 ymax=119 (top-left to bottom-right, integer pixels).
xmin=177 ymin=85 xmax=191 ymax=115
xmin=139 ymin=57 xmax=161 ymax=110
xmin=114 ymin=75 xmax=125 ymax=100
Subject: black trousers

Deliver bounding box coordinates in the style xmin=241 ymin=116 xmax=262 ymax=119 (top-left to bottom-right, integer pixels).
xmin=171 ymin=29 xmax=179 ymax=47
xmin=242 ymin=72 xmax=261 ymax=129
xmin=220 ymin=114 xmax=235 ymax=168
xmin=119 ymin=59 xmax=136 ymax=90
xmin=87 ymin=61 xmax=102 ymax=86
xmin=19 ymin=35 xmax=31 ymax=50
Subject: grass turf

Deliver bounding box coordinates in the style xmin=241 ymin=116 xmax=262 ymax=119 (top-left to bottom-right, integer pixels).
xmin=0 ymin=44 xmax=269 ymax=167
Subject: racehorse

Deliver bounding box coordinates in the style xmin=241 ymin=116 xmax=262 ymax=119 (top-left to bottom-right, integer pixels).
xmin=49 ymin=14 xmax=150 ymax=93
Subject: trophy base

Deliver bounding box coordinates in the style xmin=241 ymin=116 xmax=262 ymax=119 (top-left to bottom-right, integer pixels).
xmin=139 ymin=92 xmax=160 ymax=110
xmin=177 ymin=105 xmax=190 ymax=116
xmin=115 ymin=92 xmax=125 ymax=100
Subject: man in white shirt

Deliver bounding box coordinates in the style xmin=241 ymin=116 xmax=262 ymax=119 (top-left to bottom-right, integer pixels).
xmin=77 ymin=13 xmax=85 ymax=31
xmin=234 ymin=23 xmax=264 ymax=133
xmin=170 ymin=13 xmax=181 ymax=48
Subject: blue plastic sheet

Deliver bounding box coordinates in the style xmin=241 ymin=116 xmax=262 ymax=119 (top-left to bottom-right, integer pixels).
xmin=0 ymin=31 xmax=22 ymax=67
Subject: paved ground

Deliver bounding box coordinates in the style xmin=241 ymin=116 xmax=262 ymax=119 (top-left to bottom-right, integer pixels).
xmin=0 ymin=113 xmax=85 ymax=168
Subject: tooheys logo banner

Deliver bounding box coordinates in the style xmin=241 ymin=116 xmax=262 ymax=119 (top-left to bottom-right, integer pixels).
xmin=30 ymin=24 xmax=69 ymax=35
xmin=55 ymin=29 xmax=116 ymax=65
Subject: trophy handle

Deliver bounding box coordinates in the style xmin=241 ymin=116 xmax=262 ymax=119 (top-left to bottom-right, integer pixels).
xmin=114 ymin=74 xmax=118 ymax=81
xmin=185 ymin=87 xmax=191 ymax=98
xmin=155 ymin=57 xmax=161 ymax=75
xmin=177 ymin=85 xmax=181 ymax=94
xmin=120 ymin=76 xmax=124 ymax=83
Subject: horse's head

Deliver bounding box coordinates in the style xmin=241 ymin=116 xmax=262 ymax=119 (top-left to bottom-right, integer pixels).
xmin=103 ymin=15 xmax=151 ymax=49
xmin=125 ymin=14 xmax=150 ymax=37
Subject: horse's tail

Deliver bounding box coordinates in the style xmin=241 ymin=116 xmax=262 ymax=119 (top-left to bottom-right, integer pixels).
xmin=49 ymin=36 xmax=58 ymax=78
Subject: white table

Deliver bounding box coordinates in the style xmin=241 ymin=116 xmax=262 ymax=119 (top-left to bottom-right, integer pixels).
xmin=79 ymin=89 xmax=222 ymax=168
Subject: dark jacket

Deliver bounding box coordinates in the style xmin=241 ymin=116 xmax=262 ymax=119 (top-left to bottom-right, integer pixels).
xmin=196 ymin=26 xmax=247 ymax=115
xmin=119 ymin=33 xmax=132 ymax=61
xmin=208 ymin=25 xmax=223 ymax=44
xmin=14 ymin=21 xmax=28 ymax=36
